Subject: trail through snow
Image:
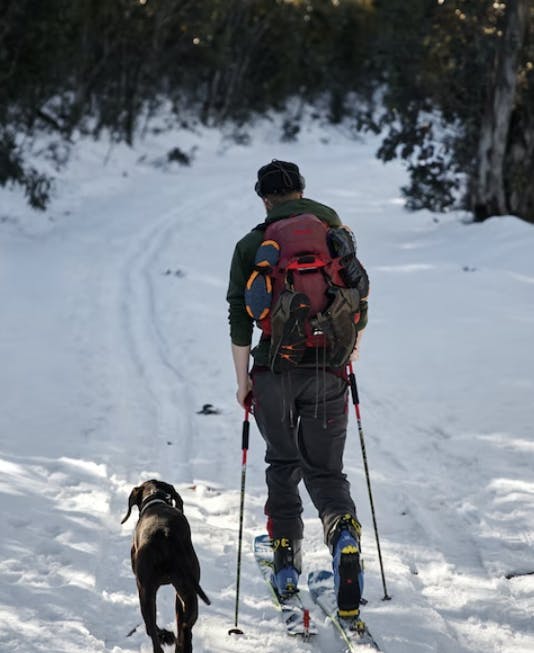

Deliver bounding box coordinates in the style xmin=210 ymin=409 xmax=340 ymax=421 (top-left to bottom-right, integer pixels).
xmin=1 ymin=122 xmax=533 ymax=653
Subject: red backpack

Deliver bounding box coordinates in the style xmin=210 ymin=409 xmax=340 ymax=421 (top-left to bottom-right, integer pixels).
xmin=245 ymin=213 xmax=367 ymax=371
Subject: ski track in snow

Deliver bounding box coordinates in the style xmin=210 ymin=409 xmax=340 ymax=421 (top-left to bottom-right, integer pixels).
xmin=1 ymin=125 xmax=533 ymax=653
xmin=119 ymin=201 xmax=196 ymax=476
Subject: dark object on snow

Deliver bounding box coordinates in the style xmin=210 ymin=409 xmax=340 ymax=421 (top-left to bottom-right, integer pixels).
xmin=197 ymin=403 xmax=220 ymax=415
xmin=505 ymin=570 xmax=534 ymax=579
xmin=126 ymin=623 xmax=141 ymax=637
xmin=121 ymin=479 xmax=210 ymax=653
xmin=167 ymin=147 xmax=191 ymax=166
xmin=163 ymin=268 xmax=186 ymax=278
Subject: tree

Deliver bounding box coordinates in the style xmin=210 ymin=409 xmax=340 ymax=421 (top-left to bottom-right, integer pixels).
xmin=2 ymin=0 xmax=531 ymax=221
xmin=366 ymin=0 xmax=534 ymax=222
xmin=1 ymin=0 xmax=375 ymax=208
xmin=472 ymin=0 xmax=529 ymax=220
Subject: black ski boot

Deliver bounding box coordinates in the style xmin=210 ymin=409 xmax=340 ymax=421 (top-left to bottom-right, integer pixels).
xmin=329 ymin=514 xmax=363 ymax=619
xmin=272 ymin=537 xmax=302 ymax=598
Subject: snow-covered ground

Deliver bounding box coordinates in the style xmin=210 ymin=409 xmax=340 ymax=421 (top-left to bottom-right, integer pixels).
xmin=1 ymin=118 xmax=533 ymax=653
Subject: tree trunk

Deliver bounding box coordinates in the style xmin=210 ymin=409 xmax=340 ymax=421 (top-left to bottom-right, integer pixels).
xmin=472 ymin=0 xmax=528 ymax=221
xmin=507 ymin=110 xmax=534 ymax=222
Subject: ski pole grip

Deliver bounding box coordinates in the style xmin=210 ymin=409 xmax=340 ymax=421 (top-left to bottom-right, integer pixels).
xmin=240 ymin=391 xmax=252 ymax=451
xmin=348 ymin=365 xmax=360 ymax=405
xmin=241 ymin=419 xmax=250 ymax=451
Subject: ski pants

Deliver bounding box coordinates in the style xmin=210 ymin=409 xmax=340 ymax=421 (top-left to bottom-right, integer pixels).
xmin=251 ymin=365 xmax=357 ymax=546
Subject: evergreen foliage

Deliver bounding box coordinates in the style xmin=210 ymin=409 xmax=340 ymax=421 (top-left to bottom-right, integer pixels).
xmin=0 ymin=0 xmax=532 ymax=221
xmin=368 ymin=0 xmax=533 ymax=220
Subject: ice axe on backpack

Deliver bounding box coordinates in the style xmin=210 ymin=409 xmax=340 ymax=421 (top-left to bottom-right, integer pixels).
xmin=228 ymin=393 xmax=253 ymax=636
xmin=347 ymin=362 xmax=391 ymax=602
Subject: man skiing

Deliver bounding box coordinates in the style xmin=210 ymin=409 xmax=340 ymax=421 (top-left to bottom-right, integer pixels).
xmin=226 ymin=159 xmax=369 ymax=619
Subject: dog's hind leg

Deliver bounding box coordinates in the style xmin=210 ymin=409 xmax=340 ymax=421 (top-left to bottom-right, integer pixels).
xmin=180 ymin=627 xmax=192 ymax=653
xmin=173 ymin=592 xmax=185 ymax=653
xmin=174 ymin=590 xmax=197 ymax=653
xmin=138 ymin=583 xmax=164 ymax=653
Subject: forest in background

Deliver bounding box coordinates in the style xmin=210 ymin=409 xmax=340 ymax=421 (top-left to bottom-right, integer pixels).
xmin=1 ymin=0 xmax=533 ymax=222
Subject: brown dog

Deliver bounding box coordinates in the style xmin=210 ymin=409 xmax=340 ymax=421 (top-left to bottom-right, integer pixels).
xmin=121 ymin=479 xmax=210 ymax=653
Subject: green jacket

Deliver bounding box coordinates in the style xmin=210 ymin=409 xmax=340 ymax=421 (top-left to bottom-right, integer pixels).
xmin=226 ymin=198 xmax=368 ymax=365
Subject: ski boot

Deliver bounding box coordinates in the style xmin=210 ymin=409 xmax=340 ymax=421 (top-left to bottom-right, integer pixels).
xmin=272 ymin=537 xmax=302 ymax=598
xmin=330 ymin=514 xmax=364 ymax=619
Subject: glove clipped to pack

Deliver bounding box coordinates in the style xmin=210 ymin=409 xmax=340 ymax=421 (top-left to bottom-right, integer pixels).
xmin=326 ymin=226 xmax=369 ymax=297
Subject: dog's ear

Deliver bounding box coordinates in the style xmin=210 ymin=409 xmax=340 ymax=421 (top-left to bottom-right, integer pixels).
xmin=163 ymin=482 xmax=184 ymax=512
xmin=121 ymin=485 xmax=142 ymax=524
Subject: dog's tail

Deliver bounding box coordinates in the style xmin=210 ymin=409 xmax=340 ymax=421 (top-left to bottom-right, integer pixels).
xmin=196 ymin=582 xmax=211 ymax=605
xmin=170 ymin=532 xmax=211 ymax=606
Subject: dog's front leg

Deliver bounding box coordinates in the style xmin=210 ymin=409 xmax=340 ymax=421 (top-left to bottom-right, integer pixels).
xmin=138 ymin=583 xmax=164 ymax=653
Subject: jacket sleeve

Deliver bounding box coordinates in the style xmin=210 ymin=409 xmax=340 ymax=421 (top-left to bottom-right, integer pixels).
xmin=226 ymin=239 xmax=255 ymax=346
xmin=357 ymin=298 xmax=368 ymax=331
xmin=356 ymin=259 xmax=369 ymax=331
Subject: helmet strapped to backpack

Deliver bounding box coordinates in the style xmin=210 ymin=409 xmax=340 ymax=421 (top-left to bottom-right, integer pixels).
xmin=245 ymin=214 xmax=368 ymax=372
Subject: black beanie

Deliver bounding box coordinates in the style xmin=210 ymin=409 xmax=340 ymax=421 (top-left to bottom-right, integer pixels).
xmin=255 ymin=159 xmax=305 ymax=197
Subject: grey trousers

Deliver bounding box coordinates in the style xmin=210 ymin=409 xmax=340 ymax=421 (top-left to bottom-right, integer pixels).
xmin=252 ymin=366 xmax=357 ymax=544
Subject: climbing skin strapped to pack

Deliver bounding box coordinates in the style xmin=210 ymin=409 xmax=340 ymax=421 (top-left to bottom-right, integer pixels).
xmin=245 ymin=213 xmax=369 ymax=373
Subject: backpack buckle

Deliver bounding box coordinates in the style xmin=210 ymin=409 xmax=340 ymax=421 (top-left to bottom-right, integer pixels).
xmin=287 ymin=255 xmax=326 ymax=271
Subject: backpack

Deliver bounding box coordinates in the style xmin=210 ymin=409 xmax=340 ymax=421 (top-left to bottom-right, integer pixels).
xmin=245 ymin=213 xmax=369 ymax=372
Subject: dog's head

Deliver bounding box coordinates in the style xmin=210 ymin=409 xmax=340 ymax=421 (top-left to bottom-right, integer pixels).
xmin=121 ymin=479 xmax=184 ymax=524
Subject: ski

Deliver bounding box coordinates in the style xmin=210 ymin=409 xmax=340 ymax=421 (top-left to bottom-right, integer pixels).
xmin=308 ymin=569 xmax=381 ymax=651
xmin=253 ymin=534 xmax=316 ymax=638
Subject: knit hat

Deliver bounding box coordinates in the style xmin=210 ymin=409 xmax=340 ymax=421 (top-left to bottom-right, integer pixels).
xmin=255 ymin=159 xmax=305 ymax=197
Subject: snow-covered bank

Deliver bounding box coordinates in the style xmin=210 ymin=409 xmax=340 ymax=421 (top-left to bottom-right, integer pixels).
xmin=1 ymin=121 xmax=533 ymax=653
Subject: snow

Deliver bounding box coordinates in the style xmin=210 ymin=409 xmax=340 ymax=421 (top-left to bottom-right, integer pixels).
xmin=1 ymin=118 xmax=533 ymax=653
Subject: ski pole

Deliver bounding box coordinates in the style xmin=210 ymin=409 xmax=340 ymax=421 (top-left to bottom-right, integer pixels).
xmin=228 ymin=395 xmax=252 ymax=635
xmin=347 ymin=362 xmax=391 ymax=601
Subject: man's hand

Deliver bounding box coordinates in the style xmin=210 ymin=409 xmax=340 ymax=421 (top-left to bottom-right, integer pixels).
xmin=350 ymin=330 xmax=364 ymax=362
xmin=236 ymin=377 xmax=253 ymax=409
xmin=232 ymin=343 xmax=252 ymax=408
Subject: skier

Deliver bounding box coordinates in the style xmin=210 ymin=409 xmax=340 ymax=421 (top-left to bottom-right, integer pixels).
xmin=226 ymin=159 xmax=369 ymax=618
